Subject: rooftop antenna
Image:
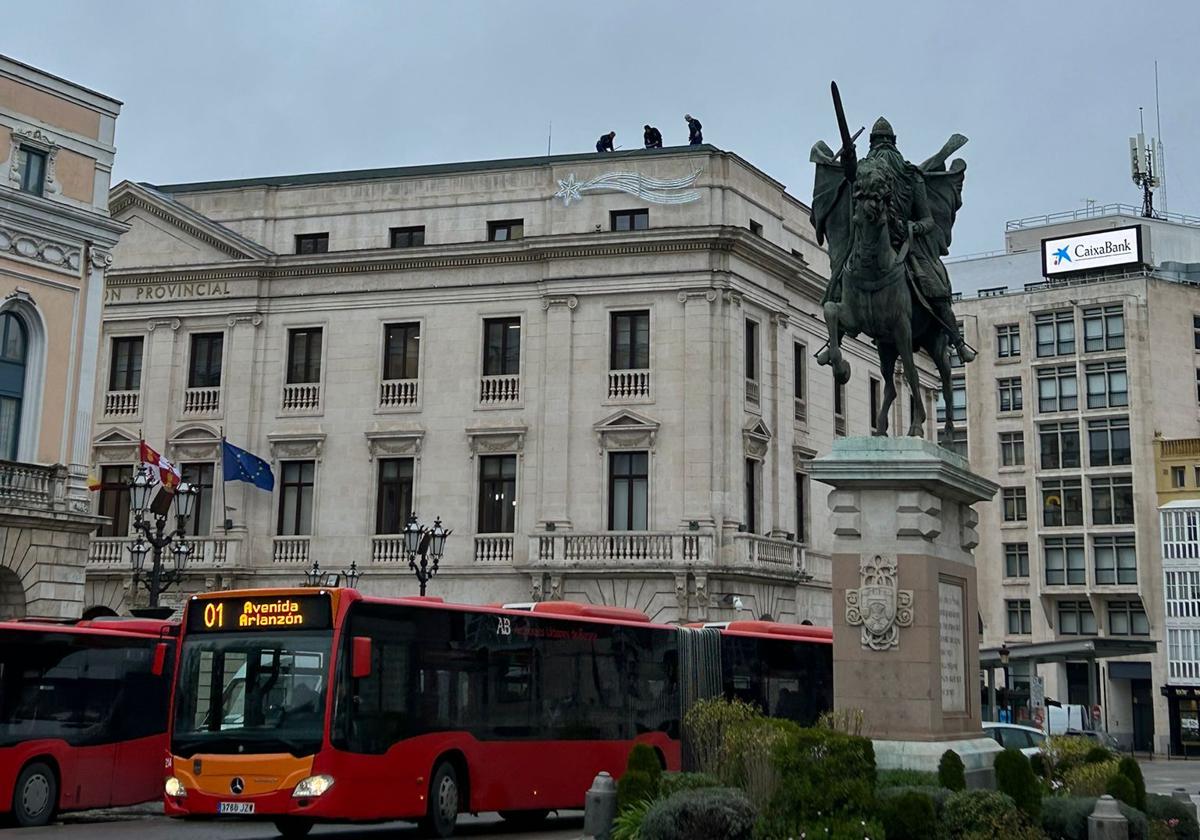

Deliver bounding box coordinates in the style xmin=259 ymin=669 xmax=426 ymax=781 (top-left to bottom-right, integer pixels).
xmin=1154 ymin=60 xmax=1166 ymax=214
xmin=1129 ymin=104 xmax=1163 ymax=219
xmin=547 ymin=121 xmax=552 ymax=157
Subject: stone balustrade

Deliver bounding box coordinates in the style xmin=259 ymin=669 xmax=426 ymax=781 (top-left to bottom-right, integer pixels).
xmin=281 ymin=382 xmax=321 ymax=413
xmin=88 ymin=535 xmax=234 ymax=569
xmin=104 ymin=389 xmax=139 ymax=417
xmin=533 ymin=531 xmax=714 ymax=566
xmin=371 ymin=535 xmax=409 ymax=563
xmin=0 ymin=460 xmax=66 ymax=511
xmin=479 ymin=374 xmax=520 ymax=406
xmin=272 ymin=536 xmax=310 ymax=564
xmin=379 ymin=378 xmax=419 ymax=409
xmin=474 ymin=535 xmax=514 ymax=563
xmin=182 ymin=386 xmax=221 ymax=415
xmin=607 ymin=369 xmax=651 ymax=401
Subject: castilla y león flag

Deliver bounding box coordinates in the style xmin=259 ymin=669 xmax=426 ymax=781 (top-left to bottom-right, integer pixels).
xmin=139 ymin=440 xmax=182 ymax=493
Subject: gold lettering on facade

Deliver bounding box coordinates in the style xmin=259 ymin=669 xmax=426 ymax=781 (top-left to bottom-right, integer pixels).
xmin=128 ymin=281 xmax=232 ymax=301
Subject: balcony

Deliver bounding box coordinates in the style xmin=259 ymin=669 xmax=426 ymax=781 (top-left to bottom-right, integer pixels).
xmin=371 ymin=535 xmax=408 ymax=563
xmin=479 ymin=374 xmax=520 ymax=407
xmin=379 ymin=379 xmax=419 ymax=410
xmin=475 ymin=535 xmax=514 ymax=563
xmin=533 ymin=531 xmax=714 ymax=566
xmin=732 ymin=534 xmax=828 ymax=583
xmin=183 ymin=386 xmax=221 ymax=416
xmin=272 ymin=536 xmax=310 ymax=564
xmin=0 ymin=461 xmax=67 ymax=512
xmin=281 ymin=383 xmax=321 ymax=414
xmin=88 ymin=535 xmax=234 ymax=569
xmin=608 ymin=369 xmax=651 ymax=402
xmin=104 ymin=390 xmax=139 ymax=418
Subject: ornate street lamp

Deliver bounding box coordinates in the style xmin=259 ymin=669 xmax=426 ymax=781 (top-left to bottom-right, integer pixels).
xmin=126 ymin=466 xmax=200 ymax=609
xmin=344 ymin=560 xmax=362 ymax=589
xmin=299 ymin=557 xmax=363 ymax=589
xmin=999 ymin=644 xmax=1012 ymax=723
xmin=403 ymin=512 xmax=452 ymax=596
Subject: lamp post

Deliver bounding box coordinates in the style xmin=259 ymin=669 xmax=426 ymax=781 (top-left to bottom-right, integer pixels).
xmin=403 ymin=513 xmax=451 ymax=596
xmin=127 ymin=463 xmax=199 ymax=609
xmin=300 ymin=558 xmax=363 ymax=589
xmin=999 ymin=644 xmax=1011 ymax=723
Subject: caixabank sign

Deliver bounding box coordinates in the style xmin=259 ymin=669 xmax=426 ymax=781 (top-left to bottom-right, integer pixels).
xmin=1042 ymin=225 xmax=1144 ymax=277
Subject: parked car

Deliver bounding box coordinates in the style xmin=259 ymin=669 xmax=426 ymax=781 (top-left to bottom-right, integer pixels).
xmin=983 ymin=722 xmax=1046 ymax=757
xmin=1064 ymin=728 xmax=1121 ymax=749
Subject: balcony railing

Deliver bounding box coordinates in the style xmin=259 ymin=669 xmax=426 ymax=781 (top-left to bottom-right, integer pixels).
xmin=88 ymin=535 xmax=233 ymax=568
xmin=104 ymin=390 xmax=140 ymax=417
xmin=0 ymin=461 xmax=66 ymax=511
xmin=281 ymin=382 xmax=321 ymax=414
xmin=272 ymin=536 xmax=310 ymax=564
xmin=745 ymin=379 xmax=760 ymax=408
xmin=732 ymin=534 xmax=828 ymax=582
xmin=475 ymin=535 xmax=514 ymax=563
xmin=88 ymin=537 xmax=128 ymax=568
xmin=183 ymin=386 xmax=221 ymax=415
xmin=379 ymin=379 xmax=419 ymax=409
xmin=534 ymin=531 xmax=714 ymax=565
xmin=794 ymin=397 xmax=807 ymax=425
xmin=371 ymin=535 xmax=408 ymax=563
xmin=479 ymin=374 xmax=520 ymax=406
xmin=608 ymin=369 xmax=651 ymax=401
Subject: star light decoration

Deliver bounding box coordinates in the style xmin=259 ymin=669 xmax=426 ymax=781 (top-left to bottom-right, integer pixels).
xmin=554 ymin=170 xmax=703 ymax=208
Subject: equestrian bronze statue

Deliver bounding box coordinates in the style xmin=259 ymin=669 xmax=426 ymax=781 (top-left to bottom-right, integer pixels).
xmin=811 ymin=81 xmax=974 ymax=439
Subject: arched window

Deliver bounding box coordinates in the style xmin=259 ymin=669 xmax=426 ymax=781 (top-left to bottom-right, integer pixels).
xmin=0 ymin=312 xmax=28 ymax=461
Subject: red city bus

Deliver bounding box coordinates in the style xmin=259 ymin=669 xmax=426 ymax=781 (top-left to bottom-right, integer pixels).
xmin=0 ymin=616 xmax=178 ymax=826
xmin=165 ymin=588 xmax=831 ymax=838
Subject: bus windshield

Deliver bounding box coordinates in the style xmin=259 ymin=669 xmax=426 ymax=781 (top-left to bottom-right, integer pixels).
xmin=173 ymin=631 xmax=331 ymax=757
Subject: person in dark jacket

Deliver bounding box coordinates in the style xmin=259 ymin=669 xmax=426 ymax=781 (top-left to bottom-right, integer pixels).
xmin=685 ymin=114 xmax=703 ymax=145
xmin=643 ymin=124 xmax=663 ymax=149
xmin=596 ymin=131 xmax=616 ymax=153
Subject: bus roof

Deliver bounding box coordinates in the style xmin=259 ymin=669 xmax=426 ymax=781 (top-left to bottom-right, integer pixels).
xmin=0 ymin=617 xmax=177 ymax=640
xmin=686 ymin=620 xmax=833 ymax=643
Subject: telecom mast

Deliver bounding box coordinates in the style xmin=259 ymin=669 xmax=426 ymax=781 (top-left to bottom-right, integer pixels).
xmin=1129 ymin=108 xmax=1163 ymax=219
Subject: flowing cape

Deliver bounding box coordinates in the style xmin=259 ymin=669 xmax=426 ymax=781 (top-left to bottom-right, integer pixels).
xmin=919 ymin=157 xmax=967 ymax=256
xmin=809 ymin=141 xmax=853 ymax=305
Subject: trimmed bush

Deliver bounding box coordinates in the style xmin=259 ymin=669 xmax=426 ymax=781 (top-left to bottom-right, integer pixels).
xmin=628 ymin=743 xmax=664 ymax=779
xmin=1086 ymin=745 xmax=1114 ymax=763
xmin=879 ymin=790 xmax=936 ymax=840
xmin=1147 ymin=793 xmax=1200 ymax=840
xmin=618 ymin=770 xmax=659 ymax=813
xmin=995 ymin=747 xmax=1042 ymax=820
xmin=938 ymin=790 xmax=1043 ymax=840
xmin=658 ymin=772 xmax=719 ymax=798
xmin=1042 ymin=795 xmax=1149 ymax=840
xmin=784 ymin=817 xmax=885 ymax=840
xmin=938 ymin=749 xmax=967 ymax=791
xmin=1119 ymin=756 xmax=1147 ymax=811
xmin=1048 ymin=735 xmax=1110 ymax=775
xmin=877 ymin=767 xmax=939 ymax=788
xmin=1107 ymin=772 xmax=1137 ymax=808
xmin=1063 ymin=758 xmax=1121 ymax=796
xmin=682 ymin=697 xmax=763 ymax=777
xmin=1030 ymin=751 xmax=1050 ymax=779
xmin=877 ymin=784 xmax=952 ymax=815
xmin=758 ymin=726 xmax=876 ymax=838
xmin=640 ymin=787 xmax=756 ymax=840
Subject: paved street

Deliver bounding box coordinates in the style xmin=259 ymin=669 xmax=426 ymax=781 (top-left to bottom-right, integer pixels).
xmin=1139 ymin=757 xmax=1200 ymax=796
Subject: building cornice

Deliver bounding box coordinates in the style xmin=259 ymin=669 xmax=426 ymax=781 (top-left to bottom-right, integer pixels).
xmin=109 ymin=184 xmax=272 ymax=261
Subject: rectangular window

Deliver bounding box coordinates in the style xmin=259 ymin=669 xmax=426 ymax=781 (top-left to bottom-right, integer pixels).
xmin=108 ymin=336 xmax=144 ymax=391
xmin=97 ymin=465 xmax=132 ymax=537
xmin=488 ymin=219 xmax=523 ymax=241
xmin=187 ymin=333 xmax=224 ymax=389
xmin=1173 ymin=466 xmax=1187 ymax=488
xmin=1000 ymin=432 xmax=1025 ymax=467
xmin=383 ymin=322 xmax=420 ymax=381
xmin=180 ymin=462 xmax=214 ymax=536
xmin=744 ymin=319 xmax=759 ymax=382
xmin=1004 ymin=542 xmax=1030 ymax=578
xmin=1058 ymin=600 xmax=1097 ymax=635
xmin=277 ymin=460 xmax=315 ymax=536
xmin=1041 ymin=478 xmax=1083 ymax=527
xmin=389 ymin=226 xmax=425 ymax=248
xmin=478 ymin=454 xmax=517 ymax=533
xmin=1085 ymin=360 xmax=1128 ymax=409
xmin=1007 ymin=599 xmax=1032 ymax=635
xmin=939 ymin=428 xmax=968 ymax=458
xmin=936 ymin=374 xmax=966 ymax=424
xmin=1035 ymin=310 xmax=1075 ymax=357
xmin=610 ymin=209 xmax=649 ymax=231
xmin=745 ymin=458 xmax=758 ymax=533
xmin=1037 ymin=365 xmax=1078 ymax=413
xmin=997 ymin=323 xmax=1021 ymax=358
xmin=18 ymin=146 xmax=46 ymax=196
xmin=870 ymin=378 xmax=882 ymax=434
xmin=1002 ymin=487 xmax=1027 ymax=522
xmin=834 ymin=380 xmax=846 ymax=436
xmin=1087 ymin=417 xmax=1130 ymax=466
xmin=749 ymin=219 xmax=764 ymax=237
xmin=795 ymin=471 xmax=808 ymax=544
xmin=1166 ymin=570 xmax=1200 ymax=619
xmin=1195 ymin=315 xmax=1200 ymax=351
xmin=793 ymin=342 xmax=807 ymax=423
xmin=1108 ymin=600 xmax=1149 ymax=636
xmin=1045 ymin=536 xmax=1086 ymax=585
xmin=1094 ymin=535 xmax=1136 ymax=585
xmin=483 ymin=318 xmax=521 ymax=376
xmin=609 ymin=451 xmax=649 ymax=530
xmin=1196 ymin=369 xmax=1200 ymax=405
xmin=998 ymin=377 xmax=1023 ymax=413
xmin=286 ymin=327 xmax=323 ymax=384
xmin=1091 ymin=475 xmax=1134 ymax=525
xmin=375 ymin=458 xmax=414 ymax=534
xmin=610 ymin=311 xmax=650 ymax=370
xmin=1083 ymin=305 xmax=1125 ymax=352
xmin=295 ymin=233 xmax=329 ymax=254
xmin=1039 ymin=422 xmax=1081 ymax=469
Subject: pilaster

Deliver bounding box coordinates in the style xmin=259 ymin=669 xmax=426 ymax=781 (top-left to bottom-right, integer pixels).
xmin=538 ymin=295 xmax=576 ymax=529
xmin=678 ymin=288 xmax=717 ymax=527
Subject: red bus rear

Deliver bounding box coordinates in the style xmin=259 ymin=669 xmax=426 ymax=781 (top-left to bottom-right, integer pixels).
xmin=0 ymin=617 xmax=178 ymax=826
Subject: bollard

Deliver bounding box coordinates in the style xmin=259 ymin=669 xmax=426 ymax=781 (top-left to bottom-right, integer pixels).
xmin=583 ymin=771 xmax=618 ymax=840
xmin=1088 ymin=795 xmax=1129 ymax=840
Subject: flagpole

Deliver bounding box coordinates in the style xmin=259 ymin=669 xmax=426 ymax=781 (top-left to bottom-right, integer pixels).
xmin=220 ymin=427 xmax=229 ymax=533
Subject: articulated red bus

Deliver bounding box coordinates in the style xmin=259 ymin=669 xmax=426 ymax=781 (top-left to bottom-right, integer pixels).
xmin=0 ymin=617 xmax=178 ymax=827
xmin=165 ymin=588 xmax=831 ymax=838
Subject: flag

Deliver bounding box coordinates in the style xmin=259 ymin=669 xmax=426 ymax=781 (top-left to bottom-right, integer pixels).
xmin=222 ymin=439 xmax=274 ymax=491
xmin=86 ymin=466 xmax=101 ymax=492
xmin=139 ymin=440 xmax=181 ymax=492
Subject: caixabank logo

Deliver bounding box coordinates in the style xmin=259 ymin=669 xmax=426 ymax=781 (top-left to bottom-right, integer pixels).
xmin=1042 ymin=225 xmax=1142 ymax=277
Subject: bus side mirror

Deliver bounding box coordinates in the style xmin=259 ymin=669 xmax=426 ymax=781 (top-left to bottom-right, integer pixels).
xmin=351 ymin=636 xmax=372 ymax=679
xmin=152 ymin=642 xmax=169 ymax=677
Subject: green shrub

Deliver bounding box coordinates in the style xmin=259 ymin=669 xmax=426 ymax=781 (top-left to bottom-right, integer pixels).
xmin=938 ymin=790 xmax=1043 ymax=840
xmin=720 ymin=717 xmax=793 ymax=811
xmin=618 ymin=771 xmax=659 ymax=812
xmin=877 ymin=767 xmax=939 ymax=788
xmin=938 ymin=749 xmax=967 ymax=791
xmin=658 ymin=772 xmax=719 ymax=798
xmin=682 ymin=698 xmax=763 ymax=777
xmin=783 ymin=817 xmax=885 ymax=840
xmin=879 ymin=790 xmax=937 ymax=840
xmin=816 ymin=707 xmax=866 ymax=736
xmin=639 ymin=787 xmax=756 ymax=840
xmin=1086 ymin=745 xmax=1115 ymax=764
xmin=1047 ymin=735 xmax=1109 ymax=775
xmin=1062 ymin=758 xmax=1121 ymax=796
xmin=1107 ymin=773 xmax=1138 ymax=808
xmin=612 ymin=796 xmax=654 ymax=840
xmin=1147 ymin=793 xmax=1200 ymax=840
xmin=877 ymin=784 xmax=952 ymax=815
xmin=628 ymin=743 xmax=664 ymax=779
xmin=1042 ymin=795 xmax=1149 ymax=840
xmin=995 ymin=747 xmax=1042 ymax=820
xmin=1119 ymin=756 xmax=1147 ymax=811
xmin=1030 ymin=751 xmax=1050 ymax=779
xmin=1155 ymin=821 xmax=1183 ymax=840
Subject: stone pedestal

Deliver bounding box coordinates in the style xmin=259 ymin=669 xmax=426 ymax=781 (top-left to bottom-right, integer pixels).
xmin=809 ymin=437 xmax=1003 ymax=787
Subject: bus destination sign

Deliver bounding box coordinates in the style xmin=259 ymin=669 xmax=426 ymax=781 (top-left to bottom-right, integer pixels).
xmin=188 ymin=594 xmax=333 ymax=633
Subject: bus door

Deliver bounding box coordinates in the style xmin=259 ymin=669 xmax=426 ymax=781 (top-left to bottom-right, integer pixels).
xmin=111 ymin=643 xmax=174 ymax=806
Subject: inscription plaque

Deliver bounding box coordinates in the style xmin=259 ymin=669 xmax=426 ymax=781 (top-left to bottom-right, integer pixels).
xmin=939 ymin=579 xmax=966 ymax=713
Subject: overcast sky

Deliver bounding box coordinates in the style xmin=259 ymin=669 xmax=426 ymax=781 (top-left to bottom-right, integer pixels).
xmin=9 ymin=0 xmax=1200 ymax=255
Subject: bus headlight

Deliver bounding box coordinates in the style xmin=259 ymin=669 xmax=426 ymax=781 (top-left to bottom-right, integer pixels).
xmin=292 ymin=775 xmax=335 ymax=798
xmin=164 ymin=777 xmax=187 ymax=798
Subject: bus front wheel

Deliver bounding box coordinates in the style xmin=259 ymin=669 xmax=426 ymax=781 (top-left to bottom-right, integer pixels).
xmin=13 ymin=761 xmax=56 ymax=827
xmin=272 ymin=817 xmax=313 ymax=839
xmin=420 ymin=760 xmax=460 ymax=838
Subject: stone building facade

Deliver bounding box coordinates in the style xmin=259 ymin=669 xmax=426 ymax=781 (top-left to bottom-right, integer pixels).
xmin=0 ymin=54 xmax=124 ymax=617
xmin=88 ymin=145 xmax=937 ymax=624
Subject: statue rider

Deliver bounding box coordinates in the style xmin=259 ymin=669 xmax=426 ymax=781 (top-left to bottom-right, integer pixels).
xmin=820 ymin=116 xmax=975 ymax=364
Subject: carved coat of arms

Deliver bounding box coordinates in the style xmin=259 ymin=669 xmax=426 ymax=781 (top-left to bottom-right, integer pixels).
xmin=845 ymin=554 xmax=913 ymax=650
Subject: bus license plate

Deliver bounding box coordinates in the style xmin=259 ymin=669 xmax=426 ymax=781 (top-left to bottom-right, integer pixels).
xmin=218 ymin=802 xmax=255 ymax=815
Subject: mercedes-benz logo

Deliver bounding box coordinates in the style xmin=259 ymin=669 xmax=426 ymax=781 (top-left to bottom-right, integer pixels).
xmin=230 ymin=777 xmax=245 ymax=795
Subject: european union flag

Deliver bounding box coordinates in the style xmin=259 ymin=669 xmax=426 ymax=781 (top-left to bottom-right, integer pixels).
xmin=222 ymin=439 xmax=275 ymax=491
